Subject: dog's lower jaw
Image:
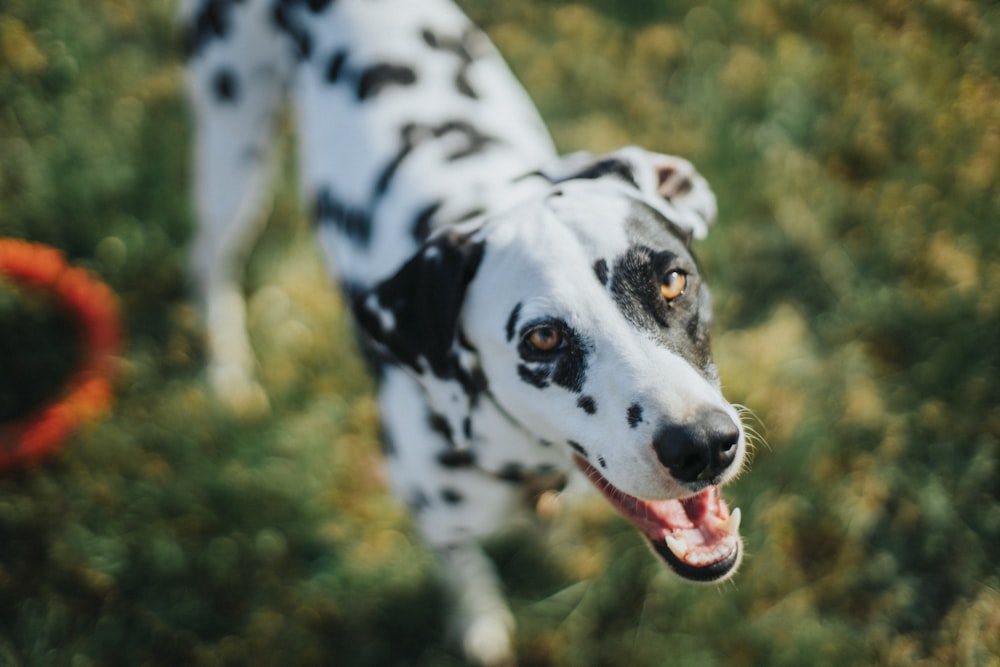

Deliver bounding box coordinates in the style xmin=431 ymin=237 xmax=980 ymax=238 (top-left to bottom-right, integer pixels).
xmin=437 ymin=543 xmax=516 ymax=667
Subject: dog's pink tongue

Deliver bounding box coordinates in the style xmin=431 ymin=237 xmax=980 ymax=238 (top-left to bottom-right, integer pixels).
xmin=575 ymin=456 xmax=740 ymax=568
xmin=658 ymin=487 xmax=741 ymax=567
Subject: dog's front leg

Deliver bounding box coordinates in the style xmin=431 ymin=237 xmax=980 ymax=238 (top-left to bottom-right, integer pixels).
xmin=182 ymin=0 xmax=294 ymax=415
xmin=436 ymin=542 xmax=516 ymax=667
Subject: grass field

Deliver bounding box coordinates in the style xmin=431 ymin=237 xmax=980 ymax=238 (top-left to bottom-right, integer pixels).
xmin=2 ymin=0 xmax=999 ymax=665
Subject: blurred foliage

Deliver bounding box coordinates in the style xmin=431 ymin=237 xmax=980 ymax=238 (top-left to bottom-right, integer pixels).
xmin=1 ymin=0 xmax=999 ymax=665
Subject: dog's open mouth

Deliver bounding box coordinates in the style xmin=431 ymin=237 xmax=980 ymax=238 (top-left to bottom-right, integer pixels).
xmin=575 ymin=456 xmax=742 ymax=582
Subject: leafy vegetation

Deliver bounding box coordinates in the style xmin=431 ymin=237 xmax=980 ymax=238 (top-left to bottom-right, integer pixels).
xmin=1 ymin=0 xmax=998 ymax=664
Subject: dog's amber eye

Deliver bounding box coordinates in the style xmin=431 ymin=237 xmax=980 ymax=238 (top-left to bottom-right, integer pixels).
xmin=526 ymin=326 xmax=562 ymax=352
xmin=660 ymin=271 xmax=687 ymax=301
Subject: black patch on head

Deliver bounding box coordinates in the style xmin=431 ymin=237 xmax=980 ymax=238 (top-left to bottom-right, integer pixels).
xmin=325 ymin=50 xmax=347 ymax=82
xmin=551 ymin=340 xmax=589 ymax=393
xmin=441 ymin=488 xmax=464 ymax=504
xmin=609 ymin=208 xmax=715 ymax=378
xmin=568 ymin=440 xmax=588 ymax=458
xmin=627 ymin=403 xmax=644 ymax=428
xmin=438 ymin=449 xmax=476 ymax=468
xmin=357 ymin=63 xmax=417 ymax=100
xmin=577 ymin=395 xmax=597 ymax=415
xmin=211 ymin=67 xmax=239 ymax=103
xmin=594 ymin=259 xmax=609 ymax=286
xmin=505 ymin=303 xmax=522 ymax=343
xmin=598 ymin=455 xmax=607 ymax=469
xmin=314 ymin=186 xmax=372 ymax=246
xmin=517 ymin=364 xmax=549 ymax=389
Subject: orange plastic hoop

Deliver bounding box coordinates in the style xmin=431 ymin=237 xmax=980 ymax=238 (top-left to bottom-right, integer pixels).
xmin=0 ymin=239 xmax=122 ymax=468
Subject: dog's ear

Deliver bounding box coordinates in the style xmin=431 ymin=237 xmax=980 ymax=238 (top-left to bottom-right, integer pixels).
xmin=353 ymin=230 xmax=485 ymax=451
xmin=538 ymin=147 xmax=718 ymax=241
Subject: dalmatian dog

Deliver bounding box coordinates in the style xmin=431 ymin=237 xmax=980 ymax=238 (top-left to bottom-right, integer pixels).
xmin=182 ymin=0 xmax=747 ymax=664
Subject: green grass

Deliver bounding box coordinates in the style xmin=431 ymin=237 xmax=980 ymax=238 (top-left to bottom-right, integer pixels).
xmin=2 ymin=0 xmax=999 ymax=665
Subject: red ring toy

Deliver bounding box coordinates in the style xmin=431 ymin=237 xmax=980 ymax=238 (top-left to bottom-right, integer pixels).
xmin=0 ymin=239 xmax=122 ymax=468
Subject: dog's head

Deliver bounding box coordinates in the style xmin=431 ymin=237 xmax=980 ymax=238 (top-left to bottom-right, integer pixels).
xmin=354 ymin=147 xmax=745 ymax=582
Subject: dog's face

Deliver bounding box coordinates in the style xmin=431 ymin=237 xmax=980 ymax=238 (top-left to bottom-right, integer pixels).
xmin=355 ymin=148 xmax=745 ymax=582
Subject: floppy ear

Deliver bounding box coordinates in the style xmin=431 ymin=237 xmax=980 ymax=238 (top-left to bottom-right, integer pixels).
xmin=537 ymin=147 xmax=718 ymax=241
xmin=352 ymin=230 xmax=485 ymax=451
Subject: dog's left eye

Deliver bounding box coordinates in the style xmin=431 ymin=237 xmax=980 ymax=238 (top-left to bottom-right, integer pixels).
xmin=660 ymin=270 xmax=687 ymax=301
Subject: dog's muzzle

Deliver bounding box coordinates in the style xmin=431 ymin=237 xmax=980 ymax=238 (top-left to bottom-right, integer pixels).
xmin=575 ymin=444 xmax=743 ymax=582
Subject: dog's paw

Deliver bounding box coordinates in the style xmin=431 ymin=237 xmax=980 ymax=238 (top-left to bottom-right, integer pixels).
xmin=208 ymin=363 xmax=270 ymax=417
xmin=458 ymin=612 xmax=516 ymax=667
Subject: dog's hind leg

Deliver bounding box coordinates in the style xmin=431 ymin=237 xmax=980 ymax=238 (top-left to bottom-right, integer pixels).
xmin=182 ymin=0 xmax=294 ymax=414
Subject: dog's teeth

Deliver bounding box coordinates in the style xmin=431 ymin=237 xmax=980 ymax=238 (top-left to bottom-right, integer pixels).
xmin=664 ymin=533 xmax=687 ymax=559
xmin=723 ymin=507 xmax=742 ymax=535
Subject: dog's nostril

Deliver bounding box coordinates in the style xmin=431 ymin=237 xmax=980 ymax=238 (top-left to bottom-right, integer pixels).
xmin=653 ymin=410 xmax=740 ymax=483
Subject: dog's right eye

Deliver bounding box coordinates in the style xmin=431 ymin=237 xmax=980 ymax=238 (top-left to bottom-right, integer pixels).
xmin=525 ymin=326 xmax=563 ymax=353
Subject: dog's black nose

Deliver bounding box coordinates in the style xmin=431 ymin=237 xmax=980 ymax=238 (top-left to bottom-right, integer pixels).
xmin=653 ymin=410 xmax=740 ymax=483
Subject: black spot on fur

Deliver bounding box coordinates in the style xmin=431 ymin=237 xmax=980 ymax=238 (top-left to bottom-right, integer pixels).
xmin=441 ymin=488 xmax=464 ymax=504
xmin=314 ymin=186 xmax=372 ymax=246
xmin=577 ymin=395 xmax=597 ymax=415
xmin=570 ymin=157 xmax=640 ymax=189
xmin=598 ymin=456 xmax=607 ymax=469
xmin=325 ymin=50 xmax=347 ymax=82
xmin=497 ymin=463 xmax=525 ymax=482
xmin=357 ymin=63 xmax=417 ymax=100
xmin=505 ymin=303 xmax=522 ymax=343
xmin=421 ymin=26 xmax=488 ymax=99
xmin=411 ymin=202 xmax=442 ymax=242
xmin=438 ymin=449 xmax=476 ymax=468
xmin=440 ymin=120 xmax=495 ymax=160
xmin=517 ymin=364 xmax=549 ymax=389
xmin=271 ymin=0 xmax=313 ymax=59
xmin=375 ymin=120 xmax=497 ymax=200
xmin=211 ymin=67 xmax=239 ymax=103
xmin=428 ymin=412 xmax=453 ymax=440
xmin=353 ymin=234 xmax=486 ymax=396
xmin=594 ymin=258 xmax=609 ymax=286
xmin=305 ymin=0 xmax=333 ymax=12
xmin=183 ymin=0 xmax=245 ymax=59
xmin=627 ymin=403 xmax=644 ymax=428
xmin=551 ymin=341 xmax=589 ymax=393
xmin=568 ymin=440 xmax=588 ymax=458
